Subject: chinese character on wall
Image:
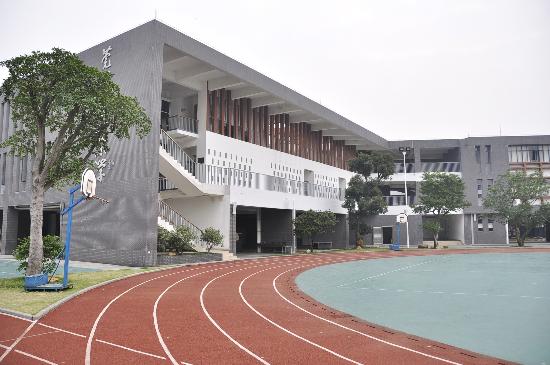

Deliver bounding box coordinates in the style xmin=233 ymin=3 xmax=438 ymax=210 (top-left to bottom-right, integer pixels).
xmin=102 ymin=46 xmax=112 ymax=69
xmin=94 ymin=149 xmax=115 ymax=183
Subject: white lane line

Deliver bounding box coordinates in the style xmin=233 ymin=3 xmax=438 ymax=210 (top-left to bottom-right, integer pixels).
xmin=160 ymin=256 xmax=358 ymax=365
xmin=200 ymin=267 xmax=272 ymax=365
xmin=0 ymin=330 xmax=59 ymax=344
xmin=273 ymin=269 xmax=463 ymax=365
xmin=239 ymin=268 xmax=363 ymax=365
xmin=154 ymin=267 xmax=224 ymax=365
xmin=0 ymin=319 xmax=37 ymax=362
xmin=84 ymin=258 xmax=293 ymax=365
xmin=38 ymin=323 xmax=87 ymax=338
xmin=0 ymin=345 xmax=58 ymax=365
xmin=337 ymin=259 xmax=437 ymax=288
xmin=84 ymin=264 xmax=217 ymax=365
xmin=95 ymin=339 xmax=166 ymax=360
xmin=195 ymin=258 xmax=339 ymax=365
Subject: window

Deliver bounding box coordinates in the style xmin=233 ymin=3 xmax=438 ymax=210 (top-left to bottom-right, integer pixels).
xmin=477 ymin=179 xmax=483 ymax=198
xmin=161 ymin=100 xmax=170 ymax=129
xmin=485 ymin=145 xmax=491 ymax=164
xmin=488 ymin=219 xmax=494 ymax=232
xmin=0 ymin=153 xmax=5 ymax=186
xmin=21 ymin=157 xmax=27 ymax=182
xmin=487 ymin=179 xmax=493 ymax=191
xmin=477 ymin=216 xmax=484 ymax=231
xmin=475 ymin=145 xmax=481 ymax=164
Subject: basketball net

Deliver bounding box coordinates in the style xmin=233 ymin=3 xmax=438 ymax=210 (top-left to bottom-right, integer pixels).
xmin=87 ymin=195 xmax=110 ymax=204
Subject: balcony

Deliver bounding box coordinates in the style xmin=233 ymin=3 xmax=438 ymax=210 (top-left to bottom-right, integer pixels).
xmin=394 ymin=163 xmax=414 ymax=173
xmin=421 ymin=162 xmax=460 ymax=173
xmin=161 ymin=115 xmax=198 ymax=135
xmin=383 ymin=195 xmax=414 ymax=206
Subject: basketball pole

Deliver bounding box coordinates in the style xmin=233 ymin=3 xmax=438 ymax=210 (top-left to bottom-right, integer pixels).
xmin=60 ymin=184 xmax=86 ymax=289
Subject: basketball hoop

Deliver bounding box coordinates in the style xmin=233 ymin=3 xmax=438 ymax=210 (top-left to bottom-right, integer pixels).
xmin=80 ymin=169 xmax=96 ymax=198
xmin=80 ymin=168 xmax=109 ymax=204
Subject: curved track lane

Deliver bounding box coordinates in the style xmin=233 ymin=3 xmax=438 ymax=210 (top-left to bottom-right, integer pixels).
xmin=1 ymin=248 xmax=541 ymax=365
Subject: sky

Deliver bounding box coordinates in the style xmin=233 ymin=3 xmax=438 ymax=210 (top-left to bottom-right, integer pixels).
xmin=0 ymin=0 xmax=549 ymax=141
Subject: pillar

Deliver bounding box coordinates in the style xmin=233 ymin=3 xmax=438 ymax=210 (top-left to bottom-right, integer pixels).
xmin=291 ymin=207 xmax=296 ymax=254
xmin=196 ymin=81 xmax=208 ymax=159
xmin=256 ymin=208 xmax=262 ymax=252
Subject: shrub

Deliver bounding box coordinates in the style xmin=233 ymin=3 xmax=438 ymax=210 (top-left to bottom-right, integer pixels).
xmin=13 ymin=235 xmax=63 ymax=275
xmin=157 ymin=226 xmax=170 ymax=253
xmin=157 ymin=225 xmax=197 ymax=254
xmin=171 ymin=226 xmax=197 ymax=254
xmin=200 ymin=227 xmax=223 ymax=253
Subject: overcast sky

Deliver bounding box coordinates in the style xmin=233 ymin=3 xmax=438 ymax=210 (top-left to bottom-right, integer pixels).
xmin=1 ymin=0 xmax=549 ymax=140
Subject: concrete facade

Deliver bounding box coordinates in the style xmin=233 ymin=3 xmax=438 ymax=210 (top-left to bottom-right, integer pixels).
xmin=0 ymin=20 xmax=549 ymax=265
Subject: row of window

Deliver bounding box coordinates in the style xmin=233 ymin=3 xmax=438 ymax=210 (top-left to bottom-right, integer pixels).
xmin=508 ymin=145 xmax=550 ymax=163
xmin=475 ymin=144 xmax=550 ymax=164
xmin=477 ymin=216 xmax=494 ymax=232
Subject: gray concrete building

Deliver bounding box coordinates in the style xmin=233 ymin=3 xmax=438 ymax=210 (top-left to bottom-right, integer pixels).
xmin=0 ymin=20 xmax=548 ymax=266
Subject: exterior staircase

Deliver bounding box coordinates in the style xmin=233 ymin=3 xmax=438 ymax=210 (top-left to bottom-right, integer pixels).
xmin=159 ymin=129 xmax=223 ymax=197
xmin=158 ymin=201 xmax=237 ymax=260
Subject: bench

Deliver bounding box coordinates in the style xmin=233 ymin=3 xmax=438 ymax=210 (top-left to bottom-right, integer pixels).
xmin=312 ymin=241 xmax=333 ymax=250
xmin=258 ymin=241 xmax=293 ymax=254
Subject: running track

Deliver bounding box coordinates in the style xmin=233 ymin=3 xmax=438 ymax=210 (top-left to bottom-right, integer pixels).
xmin=1 ymin=248 xmax=540 ymax=365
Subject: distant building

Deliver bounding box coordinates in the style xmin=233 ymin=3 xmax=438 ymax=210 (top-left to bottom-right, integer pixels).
xmin=0 ymin=20 xmax=548 ymax=265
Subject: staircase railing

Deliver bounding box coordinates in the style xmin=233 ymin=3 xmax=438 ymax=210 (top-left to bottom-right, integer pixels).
xmin=162 ymin=115 xmax=198 ymax=134
xmin=158 ymin=200 xmax=205 ymax=247
xmin=160 ymin=129 xmax=196 ymax=176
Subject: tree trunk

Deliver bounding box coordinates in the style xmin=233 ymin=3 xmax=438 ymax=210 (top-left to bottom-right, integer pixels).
xmin=26 ymin=181 xmax=45 ymax=275
xmin=433 ymin=232 xmax=439 ymax=249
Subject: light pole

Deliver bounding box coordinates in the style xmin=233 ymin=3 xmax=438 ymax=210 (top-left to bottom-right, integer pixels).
xmin=399 ymin=147 xmax=411 ymax=248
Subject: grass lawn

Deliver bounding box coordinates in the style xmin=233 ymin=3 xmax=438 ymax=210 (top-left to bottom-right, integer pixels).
xmin=0 ymin=268 xmax=153 ymax=316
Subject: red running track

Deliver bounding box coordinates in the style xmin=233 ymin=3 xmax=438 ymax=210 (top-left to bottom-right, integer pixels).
xmin=1 ymin=248 xmax=539 ymax=365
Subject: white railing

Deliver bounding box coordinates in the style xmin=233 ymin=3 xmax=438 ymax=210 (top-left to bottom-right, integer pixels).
xmin=421 ymin=162 xmax=461 ymax=172
xmin=158 ymin=176 xmax=177 ymax=191
xmin=194 ymin=164 xmax=345 ymax=201
xmin=158 ymin=200 xmax=205 ymax=246
xmin=162 ymin=115 xmax=198 ymax=134
xmin=394 ymin=163 xmax=415 ymax=173
xmin=383 ymin=195 xmax=414 ymax=206
xmin=160 ymin=129 xmax=196 ymax=175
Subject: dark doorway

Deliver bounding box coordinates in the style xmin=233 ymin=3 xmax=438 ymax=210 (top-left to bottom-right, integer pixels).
xmin=382 ymin=226 xmax=393 ymax=245
xmin=236 ymin=209 xmax=257 ymax=252
xmin=546 ymin=223 xmax=550 ymax=242
xmin=17 ymin=210 xmax=60 ymax=240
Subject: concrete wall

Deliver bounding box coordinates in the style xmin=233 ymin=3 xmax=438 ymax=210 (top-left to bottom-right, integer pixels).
xmin=166 ymin=194 xmax=231 ymax=249
xmin=360 ymin=214 xmax=424 ymax=247
xmin=1 ymin=21 xmax=163 ymax=266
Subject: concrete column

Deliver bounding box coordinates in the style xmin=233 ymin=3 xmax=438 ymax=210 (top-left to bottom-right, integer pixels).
xmin=1 ymin=207 xmax=18 ymax=254
xmin=256 ymin=207 xmax=261 ymax=244
xmin=196 ymin=81 xmax=208 ymax=160
xmin=229 ymin=204 xmax=237 ymax=254
xmin=291 ymin=207 xmax=296 ymax=254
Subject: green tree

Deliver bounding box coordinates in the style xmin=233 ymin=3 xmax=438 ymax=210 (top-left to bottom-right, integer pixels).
xmin=483 ymin=171 xmax=550 ymax=246
xmin=342 ymin=151 xmax=394 ymax=244
xmin=201 ymin=227 xmax=224 ymax=253
xmin=413 ymin=172 xmax=470 ymax=248
xmin=13 ymin=235 xmax=63 ymax=275
xmin=293 ymin=210 xmax=338 ymax=246
xmin=0 ymin=49 xmax=151 ymax=275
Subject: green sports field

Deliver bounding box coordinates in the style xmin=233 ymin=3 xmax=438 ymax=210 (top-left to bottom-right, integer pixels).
xmin=296 ymin=252 xmax=550 ymax=365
